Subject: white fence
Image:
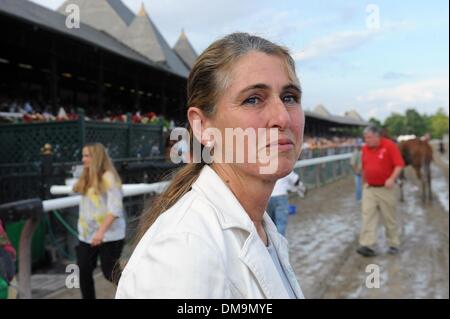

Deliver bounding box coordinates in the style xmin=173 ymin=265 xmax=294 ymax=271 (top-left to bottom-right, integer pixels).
xmin=45 ymin=153 xmax=353 ymax=212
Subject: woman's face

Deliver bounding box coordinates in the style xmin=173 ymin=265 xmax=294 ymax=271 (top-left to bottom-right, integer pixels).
xmin=209 ymin=51 xmax=304 ymax=181
xmin=82 ymin=147 xmax=92 ymax=168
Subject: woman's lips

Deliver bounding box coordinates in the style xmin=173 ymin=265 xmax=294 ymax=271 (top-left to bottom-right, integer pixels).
xmin=266 ymin=138 xmax=294 ymax=151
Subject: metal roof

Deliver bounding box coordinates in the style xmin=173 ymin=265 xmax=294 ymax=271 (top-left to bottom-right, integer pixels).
xmin=305 ymin=110 xmax=369 ymax=126
xmin=0 ymin=0 xmax=183 ymax=77
xmin=106 ymin=0 xmax=134 ymax=25
xmin=120 ymin=5 xmax=190 ymax=78
xmin=173 ymin=30 xmax=198 ymax=70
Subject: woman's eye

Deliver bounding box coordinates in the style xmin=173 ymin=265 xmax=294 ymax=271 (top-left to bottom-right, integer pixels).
xmin=243 ymin=96 xmax=261 ymax=105
xmin=282 ymin=94 xmax=299 ymax=105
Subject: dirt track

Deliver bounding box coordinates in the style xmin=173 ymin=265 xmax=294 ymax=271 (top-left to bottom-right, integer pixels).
xmin=288 ymin=149 xmax=449 ymax=299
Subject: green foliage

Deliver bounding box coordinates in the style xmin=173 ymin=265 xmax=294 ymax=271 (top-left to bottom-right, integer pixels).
xmin=368 ymin=117 xmax=382 ymax=128
xmin=429 ymin=108 xmax=449 ymax=139
xmin=384 ymin=113 xmax=405 ymax=137
xmin=404 ymin=109 xmax=429 ymax=136
xmin=371 ymin=108 xmax=448 ymax=139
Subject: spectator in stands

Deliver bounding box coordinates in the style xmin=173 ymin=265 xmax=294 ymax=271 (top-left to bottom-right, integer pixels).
xmin=72 ymin=143 xmax=125 ymax=299
xmin=8 ymin=99 xmax=20 ymax=113
xmin=116 ymin=32 xmax=305 ymax=299
xmin=23 ymin=100 xmax=33 ymax=114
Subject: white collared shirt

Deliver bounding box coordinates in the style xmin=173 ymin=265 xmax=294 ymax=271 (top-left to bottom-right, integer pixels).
xmin=271 ymin=171 xmax=299 ymax=197
xmin=116 ymin=165 xmax=304 ymax=299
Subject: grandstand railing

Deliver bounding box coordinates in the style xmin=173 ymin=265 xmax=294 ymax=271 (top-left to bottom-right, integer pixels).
xmin=0 ymin=108 xmax=164 ymax=165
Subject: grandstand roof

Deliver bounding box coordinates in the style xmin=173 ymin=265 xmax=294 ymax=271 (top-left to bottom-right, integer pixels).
xmin=305 ymin=106 xmax=369 ymax=127
xmin=57 ymin=0 xmax=129 ymax=41
xmin=120 ymin=4 xmax=190 ymax=77
xmin=313 ymin=104 xmax=331 ymax=117
xmin=173 ymin=29 xmax=198 ymax=70
xmin=105 ymin=0 xmax=135 ymax=25
xmin=0 ymin=0 xmax=183 ymax=76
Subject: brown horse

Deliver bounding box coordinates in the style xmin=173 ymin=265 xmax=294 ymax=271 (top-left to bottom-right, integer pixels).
xmin=398 ymin=138 xmax=433 ymax=202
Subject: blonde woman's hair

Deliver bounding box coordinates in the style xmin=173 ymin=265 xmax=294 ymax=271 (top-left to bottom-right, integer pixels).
xmin=132 ymin=32 xmax=299 ymax=245
xmin=73 ymin=143 xmax=122 ymax=195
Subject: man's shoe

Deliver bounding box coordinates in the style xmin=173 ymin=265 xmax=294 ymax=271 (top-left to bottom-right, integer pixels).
xmin=388 ymin=246 xmax=400 ymax=255
xmin=356 ymin=246 xmax=377 ymax=257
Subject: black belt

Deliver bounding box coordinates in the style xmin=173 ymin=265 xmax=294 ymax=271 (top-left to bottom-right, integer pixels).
xmin=368 ymin=184 xmax=384 ymax=188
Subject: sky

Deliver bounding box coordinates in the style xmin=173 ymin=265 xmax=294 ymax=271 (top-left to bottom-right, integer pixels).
xmin=29 ymin=0 xmax=449 ymax=121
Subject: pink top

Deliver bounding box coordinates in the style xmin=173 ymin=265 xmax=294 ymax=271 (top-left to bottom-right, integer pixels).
xmin=0 ymin=221 xmax=16 ymax=260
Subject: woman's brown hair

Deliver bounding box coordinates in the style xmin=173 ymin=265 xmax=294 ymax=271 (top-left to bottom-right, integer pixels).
xmin=132 ymin=32 xmax=299 ymax=246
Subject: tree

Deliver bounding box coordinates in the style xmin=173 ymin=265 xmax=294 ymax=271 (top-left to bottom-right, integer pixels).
xmin=404 ymin=109 xmax=429 ymax=136
xmin=368 ymin=117 xmax=382 ymax=128
xmin=384 ymin=113 xmax=406 ymax=137
xmin=429 ymin=108 xmax=449 ymax=139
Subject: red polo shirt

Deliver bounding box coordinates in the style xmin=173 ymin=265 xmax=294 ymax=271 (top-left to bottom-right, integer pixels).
xmin=362 ymin=137 xmax=405 ymax=186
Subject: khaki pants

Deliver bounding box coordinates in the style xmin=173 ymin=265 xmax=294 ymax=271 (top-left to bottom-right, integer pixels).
xmin=359 ymin=184 xmax=400 ymax=248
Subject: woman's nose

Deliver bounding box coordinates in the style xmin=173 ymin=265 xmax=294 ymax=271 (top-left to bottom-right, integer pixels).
xmin=267 ymin=96 xmax=290 ymax=130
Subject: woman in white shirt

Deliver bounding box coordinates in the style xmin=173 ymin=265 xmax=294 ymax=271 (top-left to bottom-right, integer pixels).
xmin=116 ymin=32 xmax=305 ymax=299
xmin=73 ymin=143 xmax=125 ymax=299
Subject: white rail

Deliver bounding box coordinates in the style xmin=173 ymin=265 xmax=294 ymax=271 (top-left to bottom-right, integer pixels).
xmin=294 ymin=153 xmax=351 ymax=168
xmin=45 ymin=153 xmax=352 ymax=212
xmin=45 ymin=182 xmax=170 ymax=212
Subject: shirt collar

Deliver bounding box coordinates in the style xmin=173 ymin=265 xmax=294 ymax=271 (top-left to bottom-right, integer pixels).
xmin=193 ymin=165 xmax=274 ymax=233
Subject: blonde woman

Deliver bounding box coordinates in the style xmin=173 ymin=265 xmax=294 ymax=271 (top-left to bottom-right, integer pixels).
xmin=116 ymin=33 xmax=305 ymax=299
xmin=73 ymin=143 xmax=125 ymax=299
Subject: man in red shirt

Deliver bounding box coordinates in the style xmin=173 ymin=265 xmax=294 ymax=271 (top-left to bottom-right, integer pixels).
xmin=357 ymin=126 xmax=405 ymax=257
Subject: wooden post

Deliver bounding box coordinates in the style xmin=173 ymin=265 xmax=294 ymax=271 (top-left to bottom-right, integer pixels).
xmin=332 ymin=160 xmax=337 ymax=181
xmin=315 ymin=164 xmax=321 ymax=188
xmin=18 ymin=215 xmax=41 ymax=299
xmin=0 ymin=198 xmax=44 ymax=299
xmin=40 ymin=144 xmax=53 ymax=200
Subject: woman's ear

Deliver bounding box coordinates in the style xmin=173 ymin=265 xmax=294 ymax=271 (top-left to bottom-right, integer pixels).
xmin=187 ymin=107 xmax=208 ymax=145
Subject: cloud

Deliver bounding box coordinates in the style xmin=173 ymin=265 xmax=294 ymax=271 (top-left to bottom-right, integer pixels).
xmin=293 ymin=29 xmax=380 ymax=61
xmin=382 ymin=72 xmax=414 ymax=80
xmin=292 ymin=18 xmax=414 ymax=62
xmin=357 ymin=76 xmax=449 ymax=118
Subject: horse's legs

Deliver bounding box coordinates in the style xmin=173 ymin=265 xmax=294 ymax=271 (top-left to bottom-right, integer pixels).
xmin=425 ymin=162 xmax=432 ymax=202
xmin=399 ymin=169 xmax=405 ymax=202
xmin=415 ymin=166 xmax=427 ymax=203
